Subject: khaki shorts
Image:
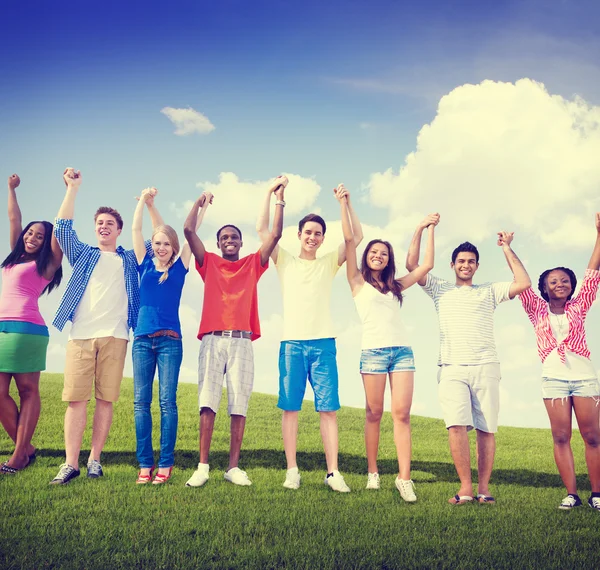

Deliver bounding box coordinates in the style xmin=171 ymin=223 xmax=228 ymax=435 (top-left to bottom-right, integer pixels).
xmin=63 ymin=337 xmax=129 ymax=403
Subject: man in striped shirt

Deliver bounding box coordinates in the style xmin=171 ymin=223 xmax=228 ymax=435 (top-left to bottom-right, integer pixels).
xmin=406 ymin=222 xmax=531 ymax=505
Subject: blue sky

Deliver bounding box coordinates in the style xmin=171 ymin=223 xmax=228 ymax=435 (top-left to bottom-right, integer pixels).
xmin=2 ymin=0 xmax=600 ymax=428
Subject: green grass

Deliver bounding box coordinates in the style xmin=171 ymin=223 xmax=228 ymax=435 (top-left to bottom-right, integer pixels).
xmin=1 ymin=374 xmax=599 ymax=569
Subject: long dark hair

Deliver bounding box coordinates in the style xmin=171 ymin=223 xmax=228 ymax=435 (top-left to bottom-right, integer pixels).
xmin=538 ymin=266 xmax=577 ymax=303
xmin=1 ymin=221 xmax=63 ymax=294
xmin=360 ymin=239 xmax=403 ymax=304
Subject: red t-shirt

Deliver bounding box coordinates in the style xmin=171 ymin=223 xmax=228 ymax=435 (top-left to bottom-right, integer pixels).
xmin=196 ymin=250 xmax=268 ymax=341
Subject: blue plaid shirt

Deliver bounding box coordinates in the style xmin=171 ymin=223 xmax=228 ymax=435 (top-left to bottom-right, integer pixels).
xmin=52 ymin=218 xmax=151 ymax=332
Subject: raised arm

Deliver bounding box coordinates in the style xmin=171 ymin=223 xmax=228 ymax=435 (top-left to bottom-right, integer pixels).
xmin=398 ymin=218 xmax=437 ymax=290
xmin=57 ymin=167 xmax=82 ymax=220
xmin=132 ymin=188 xmax=156 ymax=264
xmin=257 ymin=176 xmax=287 ymax=263
xmin=7 ymin=174 xmax=22 ymax=250
xmin=497 ymin=231 xmax=532 ymax=299
xmin=180 ymin=192 xmax=213 ymax=269
xmin=405 ymin=213 xmax=439 ymax=286
xmin=588 ymin=213 xmax=600 ymax=270
xmin=334 ymin=184 xmax=363 ymax=293
xmin=183 ymin=192 xmax=212 ymax=267
xmin=145 ymin=191 xmax=165 ymax=229
xmin=336 ymin=185 xmax=364 ymax=266
xmin=258 ymin=177 xmax=287 ymax=266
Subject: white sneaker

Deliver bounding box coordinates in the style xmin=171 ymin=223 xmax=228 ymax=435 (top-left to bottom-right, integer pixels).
xmin=224 ymin=467 xmax=252 ymax=486
xmin=325 ymin=470 xmax=351 ymax=493
xmin=186 ymin=463 xmax=209 ymax=487
xmin=283 ymin=467 xmax=301 ymax=490
xmin=395 ymin=477 xmax=417 ymax=502
xmin=558 ymin=494 xmax=582 ymax=509
xmin=366 ymin=472 xmax=380 ymax=490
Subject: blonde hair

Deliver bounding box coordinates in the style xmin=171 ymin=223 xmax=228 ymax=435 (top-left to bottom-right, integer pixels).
xmin=152 ymin=225 xmax=180 ymax=283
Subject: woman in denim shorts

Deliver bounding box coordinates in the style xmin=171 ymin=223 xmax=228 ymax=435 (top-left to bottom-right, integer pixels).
xmin=336 ymin=186 xmax=438 ymax=501
xmin=519 ymin=214 xmax=600 ymax=511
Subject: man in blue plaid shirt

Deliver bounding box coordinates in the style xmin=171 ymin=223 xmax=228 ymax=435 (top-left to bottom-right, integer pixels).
xmin=50 ymin=168 xmax=157 ymax=485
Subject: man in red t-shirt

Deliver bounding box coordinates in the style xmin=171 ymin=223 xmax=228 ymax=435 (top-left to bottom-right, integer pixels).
xmin=183 ymin=177 xmax=287 ymax=487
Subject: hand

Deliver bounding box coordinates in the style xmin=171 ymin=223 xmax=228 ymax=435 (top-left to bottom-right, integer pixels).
xmin=63 ymin=167 xmax=82 ymax=189
xmin=8 ymin=174 xmax=20 ymax=190
xmin=138 ymin=187 xmax=158 ymax=206
xmin=333 ymin=183 xmax=349 ymax=202
xmin=271 ymin=175 xmax=288 ymax=194
xmin=595 ymin=213 xmax=600 ymax=232
xmin=199 ymin=191 xmax=214 ymax=207
xmin=497 ymin=231 xmax=514 ymax=247
xmin=419 ymin=213 xmax=440 ymax=229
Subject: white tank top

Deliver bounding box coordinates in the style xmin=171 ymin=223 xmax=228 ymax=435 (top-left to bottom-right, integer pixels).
xmin=353 ymin=282 xmax=410 ymax=350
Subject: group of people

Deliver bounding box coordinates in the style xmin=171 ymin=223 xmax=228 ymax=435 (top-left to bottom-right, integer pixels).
xmin=1 ymin=169 xmax=599 ymax=512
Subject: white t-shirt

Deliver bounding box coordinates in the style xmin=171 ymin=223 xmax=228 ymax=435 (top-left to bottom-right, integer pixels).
xmin=275 ymin=247 xmax=340 ymax=341
xmin=422 ymin=273 xmax=512 ymax=365
xmin=70 ymin=252 xmax=129 ymax=340
xmin=353 ymin=282 xmax=410 ymax=350
xmin=542 ymin=312 xmax=597 ymax=380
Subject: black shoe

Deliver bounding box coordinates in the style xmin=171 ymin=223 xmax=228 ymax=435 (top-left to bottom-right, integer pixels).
xmin=50 ymin=463 xmax=80 ymax=485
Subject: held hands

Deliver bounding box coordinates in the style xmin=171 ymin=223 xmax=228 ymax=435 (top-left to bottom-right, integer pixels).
xmin=199 ymin=191 xmax=214 ymax=208
xmin=8 ymin=174 xmax=20 ymax=190
xmin=595 ymin=213 xmax=600 ymax=232
xmin=497 ymin=231 xmax=514 ymax=248
xmin=333 ymin=183 xmax=350 ymax=202
xmin=139 ymin=187 xmax=158 ymax=206
xmin=272 ymin=175 xmax=288 ymax=200
xmin=419 ymin=213 xmax=440 ymax=229
xmin=63 ymin=167 xmax=82 ymax=189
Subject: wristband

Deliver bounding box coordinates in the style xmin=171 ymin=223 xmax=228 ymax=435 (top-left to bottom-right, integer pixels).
xmin=275 ymin=200 xmax=286 ymax=207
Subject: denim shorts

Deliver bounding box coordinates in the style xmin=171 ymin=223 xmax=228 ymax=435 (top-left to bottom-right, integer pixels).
xmin=541 ymin=377 xmax=600 ymax=400
xmin=359 ymin=346 xmax=415 ymax=374
xmin=278 ymin=338 xmax=340 ymax=412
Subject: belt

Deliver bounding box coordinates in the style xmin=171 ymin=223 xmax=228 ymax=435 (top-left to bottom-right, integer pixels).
xmin=148 ymin=330 xmax=180 ymax=339
xmin=208 ymin=330 xmax=252 ymax=340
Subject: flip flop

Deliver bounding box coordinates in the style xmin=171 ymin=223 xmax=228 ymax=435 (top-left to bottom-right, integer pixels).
xmin=448 ymin=494 xmax=474 ymax=505
xmin=476 ymin=494 xmax=496 ymax=504
xmin=0 ymin=454 xmax=32 ymax=475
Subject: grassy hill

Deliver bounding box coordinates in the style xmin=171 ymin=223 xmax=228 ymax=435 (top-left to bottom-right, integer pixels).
xmin=1 ymin=374 xmax=598 ymax=569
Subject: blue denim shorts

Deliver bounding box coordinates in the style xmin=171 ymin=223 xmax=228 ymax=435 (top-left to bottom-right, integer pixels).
xmin=360 ymin=346 xmax=415 ymax=374
xmin=277 ymin=338 xmax=340 ymax=412
xmin=541 ymin=377 xmax=600 ymax=400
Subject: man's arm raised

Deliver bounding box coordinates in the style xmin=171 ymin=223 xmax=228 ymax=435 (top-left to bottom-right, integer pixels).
xmin=336 ymin=184 xmax=363 ymax=266
xmin=259 ymin=177 xmax=287 ymax=266
xmin=256 ymin=175 xmax=287 ymax=264
xmin=335 ymin=184 xmax=363 ymax=294
xmin=57 ymin=167 xmax=82 ymax=220
xmin=497 ymin=231 xmax=532 ymax=299
xmin=405 ymin=213 xmax=439 ymax=286
xmin=398 ymin=217 xmax=438 ymax=290
xmin=132 ymin=188 xmax=156 ymax=264
xmin=183 ymin=192 xmax=212 ymax=267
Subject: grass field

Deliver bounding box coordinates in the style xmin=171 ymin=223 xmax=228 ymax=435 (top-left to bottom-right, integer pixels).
xmin=1 ymin=374 xmax=599 ymax=569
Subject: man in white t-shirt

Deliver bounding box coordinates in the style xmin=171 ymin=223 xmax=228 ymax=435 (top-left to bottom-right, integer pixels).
xmin=406 ymin=224 xmax=531 ymax=504
xmin=256 ymin=184 xmax=363 ymax=492
xmin=49 ymin=168 xmax=157 ymax=485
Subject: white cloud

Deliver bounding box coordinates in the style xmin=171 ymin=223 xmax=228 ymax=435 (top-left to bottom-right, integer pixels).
xmin=367 ymin=79 xmax=600 ymax=249
xmin=160 ymin=106 xmax=215 ymax=135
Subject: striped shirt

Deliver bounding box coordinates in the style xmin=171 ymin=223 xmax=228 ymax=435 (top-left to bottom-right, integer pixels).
xmin=422 ymin=274 xmax=512 ymax=366
xmin=52 ymin=218 xmax=151 ymax=332
xmin=519 ymin=269 xmax=600 ymax=364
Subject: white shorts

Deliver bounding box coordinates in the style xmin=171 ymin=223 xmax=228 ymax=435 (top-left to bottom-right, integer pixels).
xmin=197 ymin=334 xmax=254 ymax=417
xmin=437 ymin=363 xmax=501 ymax=433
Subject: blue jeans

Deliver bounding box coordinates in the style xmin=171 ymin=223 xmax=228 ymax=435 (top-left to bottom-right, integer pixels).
xmin=133 ymin=336 xmax=183 ymax=468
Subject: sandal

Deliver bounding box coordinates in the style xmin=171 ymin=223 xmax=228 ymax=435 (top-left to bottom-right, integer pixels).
xmin=476 ymin=494 xmax=496 ymax=504
xmin=136 ymin=466 xmax=154 ymax=485
xmin=448 ymin=494 xmax=474 ymax=505
xmin=0 ymin=454 xmax=33 ymax=475
xmin=153 ymin=467 xmax=173 ymax=485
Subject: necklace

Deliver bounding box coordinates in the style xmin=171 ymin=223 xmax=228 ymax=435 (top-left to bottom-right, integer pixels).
xmin=551 ymin=312 xmax=568 ymax=336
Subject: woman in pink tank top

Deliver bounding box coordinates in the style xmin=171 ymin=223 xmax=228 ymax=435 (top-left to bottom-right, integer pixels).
xmin=0 ymin=174 xmax=63 ymax=474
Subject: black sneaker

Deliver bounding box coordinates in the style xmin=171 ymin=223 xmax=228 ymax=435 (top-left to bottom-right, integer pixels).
xmin=558 ymin=494 xmax=582 ymax=510
xmin=50 ymin=463 xmax=80 ymax=485
xmin=87 ymin=459 xmax=104 ymax=478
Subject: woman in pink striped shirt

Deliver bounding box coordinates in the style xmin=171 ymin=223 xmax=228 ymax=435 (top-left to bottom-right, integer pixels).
xmin=519 ymin=214 xmax=600 ymax=511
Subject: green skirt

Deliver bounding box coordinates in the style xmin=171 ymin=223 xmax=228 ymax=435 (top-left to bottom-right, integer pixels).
xmin=0 ymin=321 xmax=49 ymax=373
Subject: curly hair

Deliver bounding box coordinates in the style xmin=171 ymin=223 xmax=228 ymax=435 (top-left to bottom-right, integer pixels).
xmin=538 ymin=266 xmax=577 ymax=302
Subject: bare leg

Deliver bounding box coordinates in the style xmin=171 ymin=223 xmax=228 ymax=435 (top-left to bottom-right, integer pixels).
xmin=362 ymin=373 xmax=386 ymax=474
xmin=282 ymin=411 xmax=298 ymax=469
xmin=6 ymin=373 xmax=41 ymax=468
xmin=544 ymin=398 xmax=577 ymax=494
xmin=229 ymin=414 xmax=246 ymax=470
xmin=65 ymin=401 xmax=88 ymax=468
xmin=199 ymin=407 xmax=216 ymax=464
xmin=390 ymin=371 xmax=414 ymax=480
xmin=448 ymin=425 xmax=473 ymax=497
xmin=320 ymin=411 xmax=338 ymax=473
xmin=573 ymin=396 xmax=600 ymax=493
xmin=475 ymin=430 xmax=496 ymax=496
xmin=0 ymin=373 xmax=18 ymax=444
xmin=89 ymin=399 xmax=114 ymax=463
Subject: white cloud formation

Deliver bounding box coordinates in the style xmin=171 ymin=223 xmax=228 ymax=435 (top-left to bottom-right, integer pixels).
xmin=160 ymin=106 xmax=215 ymax=135
xmin=368 ymin=79 xmax=600 ymax=249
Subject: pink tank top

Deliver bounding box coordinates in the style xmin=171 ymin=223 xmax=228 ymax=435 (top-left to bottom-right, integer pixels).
xmin=0 ymin=261 xmax=51 ymax=326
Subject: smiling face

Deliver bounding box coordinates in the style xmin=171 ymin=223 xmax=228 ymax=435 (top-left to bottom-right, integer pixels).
xmin=95 ymin=213 xmax=121 ymax=247
xmin=451 ymin=251 xmax=479 ymax=284
xmin=217 ymin=226 xmax=242 ymax=259
xmin=366 ymin=241 xmax=389 ymax=272
xmin=152 ymin=231 xmax=174 ymax=265
xmin=545 ymin=269 xmax=573 ymax=302
xmin=298 ymin=221 xmax=324 ymax=256
xmin=22 ymin=222 xmax=46 ymax=255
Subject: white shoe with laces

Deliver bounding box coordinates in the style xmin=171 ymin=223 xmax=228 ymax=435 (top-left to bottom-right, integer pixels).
xmin=325 ymin=470 xmax=351 ymax=493
xmin=224 ymin=467 xmax=252 ymax=486
xmin=366 ymin=472 xmax=380 ymax=490
xmin=395 ymin=477 xmax=417 ymax=502
xmin=558 ymin=494 xmax=582 ymax=509
xmin=588 ymin=496 xmax=600 ymax=511
xmin=283 ymin=467 xmax=301 ymax=490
